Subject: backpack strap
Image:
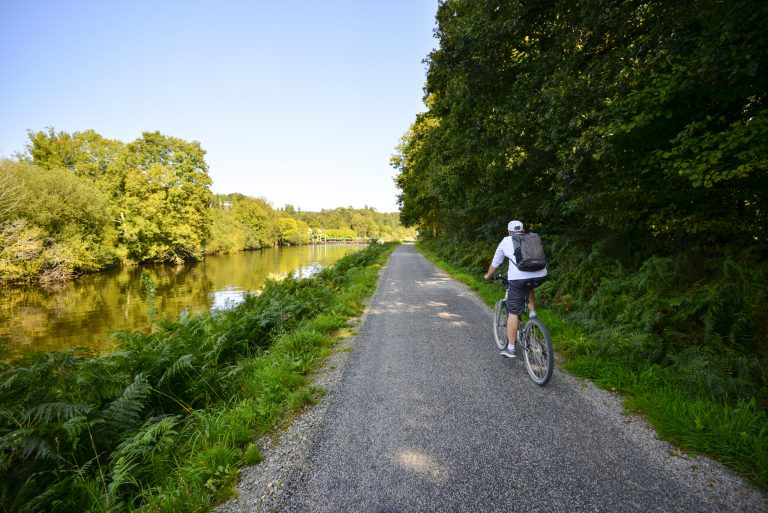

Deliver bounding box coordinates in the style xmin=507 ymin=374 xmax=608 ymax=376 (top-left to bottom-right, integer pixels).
xmin=510 ymin=235 xmax=523 ymax=268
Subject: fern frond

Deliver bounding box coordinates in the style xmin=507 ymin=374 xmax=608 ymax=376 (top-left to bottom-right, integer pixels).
xmin=0 ymin=406 xmax=19 ymax=427
xmin=158 ymin=354 xmax=195 ymax=386
xmin=16 ymin=474 xmax=102 ymax=513
xmin=102 ymin=373 xmax=151 ymax=430
xmin=1 ymin=371 xmax=21 ymax=391
xmin=106 ymin=416 xmax=180 ymax=503
xmin=61 ymin=415 xmax=93 ymax=447
xmin=20 ymin=435 xmax=57 ymax=461
xmin=107 ymin=454 xmax=140 ymax=502
xmin=23 ymin=402 xmax=95 ymax=425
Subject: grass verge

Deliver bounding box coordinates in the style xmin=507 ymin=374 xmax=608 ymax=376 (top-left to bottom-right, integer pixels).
xmin=0 ymin=242 xmax=397 ymax=512
xmin=416 ymin=240 xmax=767 ymax=491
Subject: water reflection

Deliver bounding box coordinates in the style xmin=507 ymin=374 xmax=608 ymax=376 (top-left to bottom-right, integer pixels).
xmin=211 ymin=287 xmax=246 ymax=311
xmin=0 ymin=245 xmax=360 ymax=356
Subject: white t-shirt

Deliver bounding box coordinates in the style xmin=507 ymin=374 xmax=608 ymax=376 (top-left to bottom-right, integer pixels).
xmin=492 ymin=235 xmax=548 ymax=281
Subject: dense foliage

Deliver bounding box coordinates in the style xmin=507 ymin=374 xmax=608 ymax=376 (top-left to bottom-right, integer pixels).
xmin=115 ymin=133 xmax=213 ymax=264
xmin=206 ymin=198 xmax=415 ymax=254
xmin=1 ymin=130 xmax=414 ymax=282
xmin=393 ymin=0 xmax=768 ymax=467
xmin=396 ymin=0 xmax=766 ymax=245
xmin=2 ymin=129 xmax=213 ymax=278
xmin=0 ymin=160 xmax=117 ymax=282
xmin=292 ymin=207 xmax=415 ymax=241
xmin=207 ymin=194 xmax=283 ymax=254
xmin=0 ymin=242 xmax=396 ymax=512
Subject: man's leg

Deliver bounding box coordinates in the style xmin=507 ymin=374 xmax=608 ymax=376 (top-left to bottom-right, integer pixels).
xmin=507 ymin=313 xmax=519 ymax=348
xmin=503 ymin=281 xmax=526 ymax=354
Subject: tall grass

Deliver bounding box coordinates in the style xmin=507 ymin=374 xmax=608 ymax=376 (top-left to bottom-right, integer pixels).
xmin=0 ymin=242 xmax=396 ymax=512
xmin=416 ymin=239 xmax=768 ymax=490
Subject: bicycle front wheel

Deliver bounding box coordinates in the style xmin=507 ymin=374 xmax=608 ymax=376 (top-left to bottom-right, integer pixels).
xmin=493 ymin=300 xmax=508 ymax=350
xmin=522 ymin=318 xmax=554 ymax=385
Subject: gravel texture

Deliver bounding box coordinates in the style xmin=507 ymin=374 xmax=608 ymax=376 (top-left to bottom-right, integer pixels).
xmin=219 ymin=244 xmax=766 ymax=513
xmin=215 ymin=311 xmax=360 ymax=513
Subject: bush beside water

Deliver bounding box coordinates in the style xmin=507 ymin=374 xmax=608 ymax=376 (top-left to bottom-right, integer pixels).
xmin=0 ymin=242 xmax=396 ymax=512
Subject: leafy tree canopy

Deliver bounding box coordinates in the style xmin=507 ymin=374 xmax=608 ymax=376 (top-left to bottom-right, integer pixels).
xmin=113 ymin=132 xmax=213 ymax=263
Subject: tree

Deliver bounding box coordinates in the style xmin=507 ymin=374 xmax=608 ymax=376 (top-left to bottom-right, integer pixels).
xmin=113 ymin=132 xmax=213 ymax=263
xmin=207 ymin=206 xmax=247 ymax=254
xmin=25 ymin=128 xmax=124 ymax=188
xmin=278 ymin=216 xmax=310 ymax=245
xmin=233 ymin=197 xmax=280 ymax=249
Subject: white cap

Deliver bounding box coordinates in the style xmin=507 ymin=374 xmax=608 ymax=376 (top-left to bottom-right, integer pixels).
xmin=508 ymin=220 xmax=524 ymax=233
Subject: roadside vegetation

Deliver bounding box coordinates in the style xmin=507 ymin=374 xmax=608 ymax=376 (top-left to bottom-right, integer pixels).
xmin=394 ymin=0 xmax=767 ymax=490
xmin=0 ymin=131 xmax=414 ymax=283
xmin=0 ymin=242 xmax=396 ymax=512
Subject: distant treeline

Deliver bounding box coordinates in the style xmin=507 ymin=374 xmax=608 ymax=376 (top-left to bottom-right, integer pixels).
xmin=394 ymin=1 xmax=767 ymax=405
xmin=0 ymin=129 xmax=414 ymax=283
xmin=208 ymin=195 xmax=413 ymax=255
xmin=292 ymin=206 xmax=411 ymax=241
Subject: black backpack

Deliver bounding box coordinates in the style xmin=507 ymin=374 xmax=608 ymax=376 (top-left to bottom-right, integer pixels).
xmin=511 ymin=233 xmax=547 ymax=271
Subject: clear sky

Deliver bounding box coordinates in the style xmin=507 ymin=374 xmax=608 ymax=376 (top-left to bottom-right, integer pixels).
xmin=0 ymin=1 xmax=438 ymax=212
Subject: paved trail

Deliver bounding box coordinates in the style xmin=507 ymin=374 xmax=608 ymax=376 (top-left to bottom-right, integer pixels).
xmin=272 ymin=245 xmax=764 ymax=512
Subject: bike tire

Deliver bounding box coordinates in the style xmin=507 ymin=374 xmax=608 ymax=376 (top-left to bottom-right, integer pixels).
xmin=493 ymin=299 xmax=508 ymax=350
xmin=522 ymin=317 xmax=554 ymax=385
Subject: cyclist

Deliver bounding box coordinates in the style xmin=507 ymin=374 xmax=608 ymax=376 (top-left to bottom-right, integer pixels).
xmin=483 ymin=220 xmax=547 ymax=358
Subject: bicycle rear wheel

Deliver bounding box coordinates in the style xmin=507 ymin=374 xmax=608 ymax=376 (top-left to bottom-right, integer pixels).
xmin=493 ymin=300 xmax=508 ymax=350
xmin=522 ymin=318 xmax=554 ymax=385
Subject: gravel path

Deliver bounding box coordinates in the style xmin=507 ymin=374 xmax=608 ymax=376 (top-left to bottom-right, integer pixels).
xmin=219 ymin=244 xmax=766 ymax=513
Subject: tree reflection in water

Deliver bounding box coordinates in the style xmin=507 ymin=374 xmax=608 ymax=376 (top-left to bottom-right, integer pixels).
xmin=0 ymin=244 xmax=361 ymax=356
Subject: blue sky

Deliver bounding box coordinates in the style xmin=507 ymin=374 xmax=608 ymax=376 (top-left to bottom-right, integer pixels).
xmin=0 ymin=1 xmax=438 ymax=212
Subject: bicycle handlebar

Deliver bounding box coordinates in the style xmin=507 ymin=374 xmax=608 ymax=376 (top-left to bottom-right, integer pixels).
xmin=490 ymin=273 xmax=508 ymax=285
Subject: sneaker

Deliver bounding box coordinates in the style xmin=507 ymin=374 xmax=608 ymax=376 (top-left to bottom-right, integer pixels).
xmin=500 ymin=345 xmax=516 ymax=358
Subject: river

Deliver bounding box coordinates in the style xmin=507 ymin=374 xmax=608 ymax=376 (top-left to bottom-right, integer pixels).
xmin=0 ymin=244 xmax=362 ymax=357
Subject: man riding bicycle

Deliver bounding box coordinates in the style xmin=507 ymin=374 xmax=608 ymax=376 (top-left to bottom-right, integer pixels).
xmin=483 ymin=220 xmax=547 ymax=358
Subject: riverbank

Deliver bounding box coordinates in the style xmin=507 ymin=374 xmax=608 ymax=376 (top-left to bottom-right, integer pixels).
xmin=0 ymin=238 xmax=375 ymax=287
xmin=0 ymin=244 xmax=361 ymax=356
xmin=0 ymin=242 xmax=397 ymax=512
xmin=415 ymin=240 xmax=767 ymax=492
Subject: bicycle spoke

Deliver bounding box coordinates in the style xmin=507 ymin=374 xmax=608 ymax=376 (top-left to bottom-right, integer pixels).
xmin=523 ymin=320 xmax=553 ymax=384
xmin=493 ymin=300 xmax=509 ymax=350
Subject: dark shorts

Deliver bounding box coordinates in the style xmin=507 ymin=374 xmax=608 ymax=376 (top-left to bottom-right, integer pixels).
xmin=506 ymin=277 xmax=547 ymax=315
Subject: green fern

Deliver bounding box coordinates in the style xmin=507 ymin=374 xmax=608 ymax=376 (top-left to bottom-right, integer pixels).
xmin=107 ymin=416 xmax=180 ymax=504
xmin=24 ymin=402 xmax=95 ymax=425
xmin=158 ymin=354 xmax=195 ymax=386
xmin=102 ymin=373 xmax=151 ymax=430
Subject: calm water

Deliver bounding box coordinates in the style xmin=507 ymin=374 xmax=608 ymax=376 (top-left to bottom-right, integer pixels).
xmin=0 ymin=244 xmax=361 ymax=356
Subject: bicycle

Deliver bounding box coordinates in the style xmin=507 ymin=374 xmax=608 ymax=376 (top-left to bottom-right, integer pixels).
xmin=492 ymin=275 xmax=554 ymax=386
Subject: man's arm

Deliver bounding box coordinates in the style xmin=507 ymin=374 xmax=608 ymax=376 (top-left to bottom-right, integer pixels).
xmin=484 ymin=240 xmax=506 ymax=281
